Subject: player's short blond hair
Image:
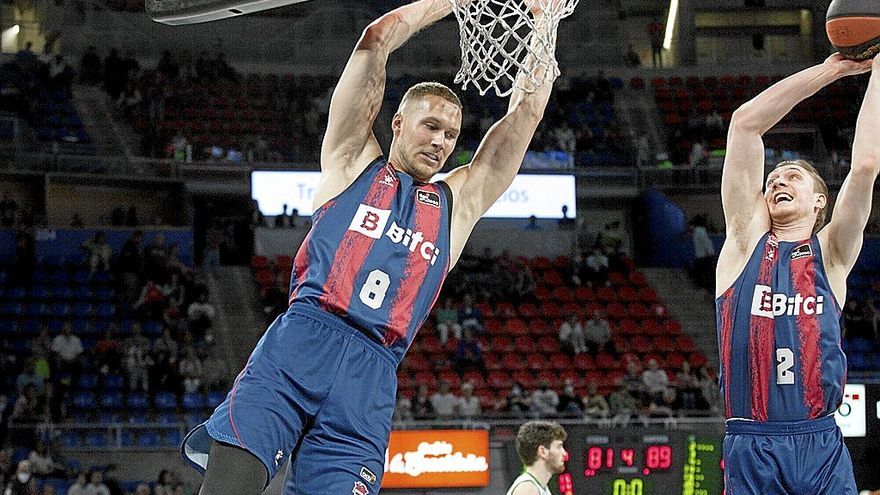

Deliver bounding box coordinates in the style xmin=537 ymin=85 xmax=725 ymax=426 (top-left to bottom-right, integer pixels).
xmin=398 ymin=82 xmax=462 ymax=113
xmin=515 ymin=421 xmax=567 ymax=466
xmin=772 ymin=159 xmax=829 ymax=235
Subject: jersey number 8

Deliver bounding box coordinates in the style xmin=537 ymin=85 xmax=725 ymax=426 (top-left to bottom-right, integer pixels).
xmin=359 ymin=269 xmax=391 ymax=309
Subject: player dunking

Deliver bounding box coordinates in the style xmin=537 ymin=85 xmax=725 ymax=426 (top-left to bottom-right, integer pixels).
xmin=181 ymin=0 xmax=560 ymax=493
xmin=506 ymin=421 xmax=568 ymax=495
xmin=716 ymin=53 xmax=879 ymax=494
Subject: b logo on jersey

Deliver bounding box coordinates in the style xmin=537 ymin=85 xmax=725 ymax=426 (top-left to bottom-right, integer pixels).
xmin=349 ymin=204 xmax=391 ymax=239
xmin=750 ymin=284 xmax=824 ymax=318
xmin=348 ymin=204 xmax=441 ymax=266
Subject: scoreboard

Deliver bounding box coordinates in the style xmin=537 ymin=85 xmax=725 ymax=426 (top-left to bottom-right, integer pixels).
xmin=539 ymin=428 xmax=725 ymax=495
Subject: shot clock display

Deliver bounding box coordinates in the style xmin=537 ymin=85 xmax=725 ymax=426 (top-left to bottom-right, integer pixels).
xmin=507 ymin=426 xmax=725 ymax=495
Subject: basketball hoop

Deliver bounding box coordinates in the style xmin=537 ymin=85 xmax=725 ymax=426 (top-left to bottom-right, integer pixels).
xmin=450 ymin=0 xmax=579 ymax=97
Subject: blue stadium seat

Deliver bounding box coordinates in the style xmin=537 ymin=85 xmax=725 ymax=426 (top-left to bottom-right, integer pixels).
xmin=162 ymin=430 xmax=182 ymax=447
xmin=100 ymin=391 xmax=124 ymax=409
xmin=71 ymin=319 xmax=91 ymax=335
xmin=185 ymin=413 xmax=204 ymax=428
xmin=95 ymin=288 xmax=113 ymax=301
xmin=182 ymin=392 xmax=205 ymax=411
xmin=20 ymin=319 xmax=41 ymax=336
xmin=11 ymin=338 xmax=30 ymax=355
xmin=105 ymin=374 xmax=124 ymax=390
xmin=72 ymin=391 xmax=97 ymax=409
xmin=7 ymin=287 xmax=26 ymax=299
xmin=0 ymin=319 xmax=15 ymax=333
xmin=155 ymin=392 xmax=177 ymax=410
xmin=59 ymin=431 xmax=81 ymax=448
xmin=100 ymin=410 xmax=122 ymax=423
xmin=74 ymin=286 xmax=94 ymax=301
xmin=126 ymin=392 xmax=149 ymax=410
xmin=77 ymin=373 xmax=99 ymax=390
xmin=47 ymin=319 xmax=64 ymax=334
xmin=96 ymin=303 xmax=115 ymax=319
xmin=137 ymin=431 xmax=159 ymax=447
xmin=49 ymin=302 xmax=70 ymax=317
xmin=29 ymin=286 xmax=49 ymax=300
xmin=84 ymin=431 xmax=108 ymax=448
xmin=55 ymin=287 xmax=74 ymax=300
xmin=11 ymin=447 xmax=29 ymax=463
xmin=25 ymin=302 xmax=46 ymax=317
xmin=127 ymin=411 xmax=149 ymax=424
xmin=206 ymin=391 xmax=225 ymax=408
xmin=93 ymin=320 xmax=111 ymax=334
xmin=93 ymin=271 xmax=111 ymax=284
xmin=41 ymin=477 xmax=69 ymax=495
xmin=72 ymin=271 xmax=89 ymax=285
xmin=157 ymin=412 xmax=179 ymax=425
xmin=1 ymin=303 xmax=22 ymax=315
xmin=120 ymin=431 xmax=135 ymax=447
xmin=52 ymin=271 xmax=70 ymax=285
xmin=72 ymin=303 xmax=95 ymax=318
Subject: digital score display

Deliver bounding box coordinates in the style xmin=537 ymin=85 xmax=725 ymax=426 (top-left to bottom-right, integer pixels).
xmin=506 ymin=427 xmax=725 ymax=495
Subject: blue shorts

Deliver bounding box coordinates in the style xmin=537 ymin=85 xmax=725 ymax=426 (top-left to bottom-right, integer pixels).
xmin=723 ymin=415 xmax=856 ymax=495
xmin=181 ymin=303 xmax=398 ymax=494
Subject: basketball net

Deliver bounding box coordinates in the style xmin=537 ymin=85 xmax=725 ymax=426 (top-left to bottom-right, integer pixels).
xmin=450 ymin=0 xmax=579 ymax=97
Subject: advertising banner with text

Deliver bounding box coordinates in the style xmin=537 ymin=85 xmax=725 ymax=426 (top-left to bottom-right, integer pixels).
xmin=382 ymin=430 xmax=490 ymax=489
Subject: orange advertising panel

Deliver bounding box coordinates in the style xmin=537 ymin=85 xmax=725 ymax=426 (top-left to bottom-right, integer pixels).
xmin=382 ymin=429 xmax=490 ymax=489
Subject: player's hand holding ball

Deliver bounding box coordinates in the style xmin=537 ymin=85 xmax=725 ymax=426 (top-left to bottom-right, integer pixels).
xmin=822 ymin=52 xmax=874 ymax=78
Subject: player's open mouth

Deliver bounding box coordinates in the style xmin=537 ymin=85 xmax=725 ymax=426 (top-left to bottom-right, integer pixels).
xmin=774 ymin=192 xmax=793 ymax=204
xmin=422 ymin=152 xmax=439 ymax=164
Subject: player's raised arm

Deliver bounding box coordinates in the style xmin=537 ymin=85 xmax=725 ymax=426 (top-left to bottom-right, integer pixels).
xmin=320 ymin=0 xmax=453 ymax=176
xmin=443 ymin=2 xmax=557 ymax=228
xmin=720 ymin=56 xmax=865 ymax=248
xmin=822 ymin=55 xmax=880 ymax=272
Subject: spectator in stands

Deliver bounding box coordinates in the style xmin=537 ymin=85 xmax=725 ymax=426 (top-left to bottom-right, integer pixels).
xmin=582 ymin=382 xmax=610 ymax=420
xmin=648 ymin=388 xmax=678 ymax=426
xmin=620 ymin=361 xmax=646 ymax=404
xmin=430 ymin=381 xmax=458 ymax=419
xmin=124 ymin=323 xmax=152 ymax=392
xmin=15 ymin=360 xmax=44 ymax=395
xmin=26 ymin=442 xmax=57 ymax=480
xmin=133 ymin=484 xmax=150 ymax=495
xmin=135 ymin=279 xmax=170 ymax=320
xmin=10 ymin=385 xmax=43 ymax=426
xmin=392 ymin=394 xmax=413 ymax=423
xmin=410 ymin=384 xmax=435 ymax=420
xmin=124 ymin=206 xmax=138 ymax=227
xmin=609 ymin=383 xmax=642 ymax=427
xmin=85 ymin=470 xmax=110 ymax=495
xmin=524 ymin=215 xmax=541 ymax=230
xmin=78 ymin=46 xmax=102 ymax=85
xmin=148 ymin=349 xmax=180 ymax=398
xmin=200 ymin=349 xmax=229 ymax=393
xmin=697 ymin=366 xmax=722 ymax=414
xmin=495 ymin=382 xmax=532 ymax=418
xmin=153 ymin=470 xmax=175 ymax=495
xmin=558 ymin=314 xmax=586 ymax=355
xmin=0 ymin=449 xmax=13 ymax=483
xmin=274 ymin=204 xmax=290 ymax=228
xmin=114 ymin=230 xmax=142 ymax=301
xmin=94 ymin=330 xmax=122 ymax=376
xmin=688 ymin=140 xmax=709 ymax=169
xmin=454 ymin=328 xmax=485 ymax=375
xmin=641 ymin=359 xmax=669 ymax=401
xmin=435 ymin=298 xmax=461 ymax=345
xmin=51 ymin=322 xmax=83 ymax=382
xmin=39 ymin=382 xmax=63 ymax=424
xmin=457 ymin=293 xmax=484 ymax=335
xmin=865 ymin=297 xmax=880 ymax=340
xmin=143 ymin=233 xmax=168 ymax=276
xmin=67 ymin=473 xmax=88 ymax=495
xmin=585 ymin=247 xmax=609 ymax=286
xmin=844 ymin=300 xmax=872 ymax=340
xmin=100 ymin=465 xmax=123 ymax=495
xmin=531 ymin=381 xmax=560 ymax=418
xmin=456 ymin=382 xmax=481 ymax=418
xmin=706 ymin=109 xmax=724 ymax=133
xmin=117 ymin=81 xmax=143 ymax=117
xmin=584 ymin=310 xmax=612 ymax=356
xmin=187 ymin=291 xmax=215 ymax=340
xmin=558 ymin=205 xmax=576 ymax=230
xmin=674 ymin=361 xmax=700 ymax=411
xmin=647 ymin=18 xmax=664 ymax=68
xmin=81 ymin=232 xmax=111 ymax=274
xmin=178 ymin=346 xmax=204 ymax=394
xmin=556 ymin=379 xmax=583 ymax=417
xmin=625 ymin=43 xmax=641 ymax=67
xmin=4 ymin=460 xmax=36 ymax=495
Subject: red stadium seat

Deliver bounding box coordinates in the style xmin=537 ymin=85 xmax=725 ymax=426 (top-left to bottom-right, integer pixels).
xmin=506 ymin=318 xmax=528 ymax=336
xmin=574 ymin=354 xmax=595 ymax=371
xmin=596 ymin=287 xmax=617 ymax=302
xmin=518 ymin=303 xmax=538 ymax=318
xmin=595 ymin=353 xmax=618 ymax=370
xmin=492 ymin=336 xmax=515 ymax=353
xmin=502 ymin=353 xmax=527 ymax=371
xmin=485 ymin=353 xmax=502 ymax=370
xmin=674 ymin=336 xmax=696 ymax=353
xmin=527 ymin=354 xmax=548 ymax=371
xmin=552 ymin=286 xmax=574 ymax=303
xmin=534 ymin=286 xmax=552 ymax=301
xmin=574 ymin=286 xmax=595 ymax=300
xmin=550 ymin=353 xmax=572 ymax=371
xmin=251 ymin=255 xmax=269 ymax=270
xmin=488 ymin=370 xmax=513 ymax=391
xmin=485 ymin=318 xmax=503 ymax=334
xmin=515 ymin=336 xmax=537 ymax=353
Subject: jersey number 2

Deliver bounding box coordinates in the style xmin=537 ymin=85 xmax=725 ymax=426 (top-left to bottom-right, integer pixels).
xmin=776 ymin=348 xmax=795 ymax=385
xmin=359 ymin=269 xmax=391 ymax=309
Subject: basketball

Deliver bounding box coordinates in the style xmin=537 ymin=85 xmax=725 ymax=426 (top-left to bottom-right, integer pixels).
xmin=826 ymin=0 xmax=880 ymax=60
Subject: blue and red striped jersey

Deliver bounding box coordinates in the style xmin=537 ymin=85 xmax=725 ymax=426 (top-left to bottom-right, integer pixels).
xmin=288 ymin=157 xmax=452 ymax=363
xmin=716 ymin=232 xmax=846 ymax=421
